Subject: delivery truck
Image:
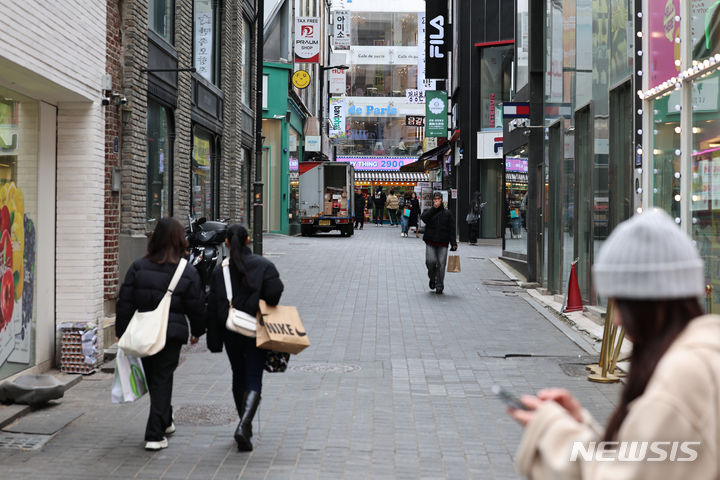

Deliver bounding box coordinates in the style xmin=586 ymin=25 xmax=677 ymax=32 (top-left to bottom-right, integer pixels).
xmin=299 ymin=161 xmax=355 ymax=237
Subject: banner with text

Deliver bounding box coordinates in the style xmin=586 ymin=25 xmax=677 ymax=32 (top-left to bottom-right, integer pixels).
xmin=295 ymin=17 xmax=320 ymax=63
xmin=329 ymin=97 xmax=346 ymax=138
xmin=425 ymin=0 xmax=449 ymax=79
xmin=333 ymin=10 xmax=350 ymax=49
xmin=425 ymin=90 xmax=448 ymax=138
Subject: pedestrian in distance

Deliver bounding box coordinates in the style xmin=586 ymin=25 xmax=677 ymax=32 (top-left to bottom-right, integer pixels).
xmin=466 ymin=191 xmax=486 ymax=245
xmin=206 ymin=224 xmax=284 ymax=452
xmin=354 ymin=188 xmax=366 ymax=230
xmin=506 ymin=209 xmax=718 ymax=479
xmin=386 ymin=189 xmax=399 ymax=226
xmin=399 ymin=192 xmax=412 ymax=237
xmin=116 ymin=217 xmax=205 ymax=451
xmin=408 ymin=191 xmax=421 ymax=237
xmin=373 ymin=186 xmax=386 ymax=226
xmin=421 ymin=192 xmax=457 ymax=294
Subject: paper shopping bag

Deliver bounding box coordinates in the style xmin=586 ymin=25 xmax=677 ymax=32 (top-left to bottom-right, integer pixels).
xmin=447 ymin=255 xmax=461 ymax=273
xmin=256 ymin=300 xmax=310 ymax=354
xmin=111 ymin=349 xmax=148 ymax=403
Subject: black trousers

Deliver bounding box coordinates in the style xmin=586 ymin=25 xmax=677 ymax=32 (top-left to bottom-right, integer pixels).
xmin=354 ymin=211 xmax=364 ymax=228
xmin=468 ymin=221 xmax=480 ymax=243
xmin=141 ymin=340 xmax=182 ymax=441
xmin=373 ymin=206 xmax=384 ymax=224
xmin=224 ymin=333 xmax=265 ymax=395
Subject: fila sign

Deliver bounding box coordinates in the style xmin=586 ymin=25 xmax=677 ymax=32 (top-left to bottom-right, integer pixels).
xmin=425 ymin=0 xmax=448 ymax=79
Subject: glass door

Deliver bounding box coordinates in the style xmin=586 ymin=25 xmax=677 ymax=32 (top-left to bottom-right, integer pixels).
xmin=548 ymin=121 xmax=564 ymax=293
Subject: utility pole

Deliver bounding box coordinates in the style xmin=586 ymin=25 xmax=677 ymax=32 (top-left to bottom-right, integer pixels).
xmin=253 ymin=0 xmax=264 ymax=255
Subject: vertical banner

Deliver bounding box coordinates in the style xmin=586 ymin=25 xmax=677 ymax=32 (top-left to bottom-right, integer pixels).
xmin=329 ymin=97 xmax=346 ymax=138
xmin=295 ymin=17 xmax=321 ymax=63
xmin=425 ymin=90 xmax=448 ymax=138
xmin=333 ymin=10 xmax=351 ymax=49
xmin=417 ymin=13 xmax=436 ymax=90
xmin=425 ymin=0 xmax=449 ymax=80
xmin=193 ymin=0 xmax=214 ymax=80
xmin=328 ymin=68 xmax=347 ymax=94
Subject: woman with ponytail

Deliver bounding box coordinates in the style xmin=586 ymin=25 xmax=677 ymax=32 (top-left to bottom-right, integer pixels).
xmin=206 ymin=224 xmax=284 ymax=452
xmin=506 ymin=210 xmax=720 ymax=479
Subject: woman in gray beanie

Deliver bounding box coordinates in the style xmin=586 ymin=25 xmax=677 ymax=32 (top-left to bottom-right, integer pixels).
xmin=506 ymin=210 xmax=719 ymax=478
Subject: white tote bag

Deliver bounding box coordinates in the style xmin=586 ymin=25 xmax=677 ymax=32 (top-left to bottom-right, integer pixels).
xmin=118 ymin=259 xmax=187 ymax=357
xmin=223 ymin=259 xmax=257 ymax=337
xmin=111 ymin=348 xmax=149 ymax=403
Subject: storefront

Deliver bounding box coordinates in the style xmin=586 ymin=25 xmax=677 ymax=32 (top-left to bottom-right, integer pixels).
xmin=640 ymin=0 xmax=720 ymax=314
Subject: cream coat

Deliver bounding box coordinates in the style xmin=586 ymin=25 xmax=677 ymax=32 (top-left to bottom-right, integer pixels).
xmin=516 ymin=314 xmax=720 ymax=479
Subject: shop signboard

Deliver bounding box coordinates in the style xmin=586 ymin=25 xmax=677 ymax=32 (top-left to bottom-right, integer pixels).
xmin=329 ymin=97 xmax=346 ymax=138
xmin=506 ymin=157 xmax=529 ymax=173
xmin=336 ymin=156 xmax=416 ymax=171
xmin=295 ymin=17 xmax=320 ymax=63
xmin=477 ymin=131 xmax=503 ymax=159
xmin=328 ymin=68 xmax=346 ymax=94
xmin=406 ymin=89 xmax=425 ymax=104
xmin=333 ymin=10 xmax=350 ymax=50
xmin=425 ymin=90 xmax=448 ymax=138
xmin=406 ymin=115 xmax=425 ymax=127
xmin=305 ymin=135 xmax=320 ymax=151
xmin=193 ymin=0 xmax=214 ymax=81
xmin=417 ymin=13 xmax=437 ymax=91
xmin=648 ymin=0 xmax=681 ymax=90
xmin=425 ymin=0 xmax=449 ymax=79
xmin=345 ymin=97 xmax=425 ymax=117
xmin=289 ymin=157 xmax=299 ymax=171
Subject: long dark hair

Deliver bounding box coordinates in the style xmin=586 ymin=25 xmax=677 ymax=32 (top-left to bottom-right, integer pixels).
xmin=603 ymin=298 xmax=704 ymax=441
xmin=146 ymin=217 xmax=188 ymax=264
xmin=227 ymin=224 xmax=250 ymax=287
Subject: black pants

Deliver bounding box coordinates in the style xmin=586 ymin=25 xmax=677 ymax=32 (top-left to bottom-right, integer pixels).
xmin=468 ymin=221 xmax=479 ymax=243
xmin=373 ymin=207 xmax=384 ymax=224
xmin=141 ymin=340 xmax=182 ymax=441
xmin=354 ymin=211 xmax=364 ymax=228
xmin=224 ymin=333 xmax=265 ymax=395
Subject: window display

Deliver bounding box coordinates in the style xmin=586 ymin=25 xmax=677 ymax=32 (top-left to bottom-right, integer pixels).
xmin=335 ymin=117 xmax=423 ymax=157
xmin=146 ymin=100 xmax=173 ymax=225
xmin=352 ymin=12 xmax=418 ymax=46
xmin=192 ymin=125 xmax=217 ymax=219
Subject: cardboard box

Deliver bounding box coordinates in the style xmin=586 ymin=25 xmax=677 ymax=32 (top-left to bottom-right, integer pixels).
xmin=324 ymin=201 xmax=333 ymax=215
xmin=339 ymin=198 xmax=348 ymax=209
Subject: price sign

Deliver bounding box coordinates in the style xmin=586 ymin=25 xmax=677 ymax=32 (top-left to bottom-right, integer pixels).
xmin=405 ymin=115 xmax=425 ymax=127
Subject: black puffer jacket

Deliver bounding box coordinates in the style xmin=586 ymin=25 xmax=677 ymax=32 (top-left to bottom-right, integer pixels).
xmin=116 ymin=257 xmax=205 ymax=343
xmin=421 ymin=206 xmax=457 ymax=247
xmin=206 ymin=247 xmax=284 ymax=352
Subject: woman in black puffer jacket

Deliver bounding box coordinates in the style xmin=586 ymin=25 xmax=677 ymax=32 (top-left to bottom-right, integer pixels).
xmin=116 ymin=217 xmax=205 ymax=451
xmin=206 ymin=224 xmax=284 ymax=452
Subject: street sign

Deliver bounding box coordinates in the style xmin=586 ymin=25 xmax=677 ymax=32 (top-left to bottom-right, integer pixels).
xmin=292 ymin=70 xmax=311 ymax=89
xmin=294 ymin=17 xmax=320 ymax=63
xmin=425 ymin=90 xmax=447 ymax=138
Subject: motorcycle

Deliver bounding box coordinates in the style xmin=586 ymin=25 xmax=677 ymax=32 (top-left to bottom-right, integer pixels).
xmin=186 ymin=215 xmax=229 ymax=294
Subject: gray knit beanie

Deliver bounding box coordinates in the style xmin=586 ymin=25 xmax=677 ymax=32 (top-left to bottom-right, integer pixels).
xmin=592 ymin=209 xmax=705 ymax=300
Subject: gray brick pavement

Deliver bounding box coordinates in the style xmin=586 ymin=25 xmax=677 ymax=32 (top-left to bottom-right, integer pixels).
xmin=0 ymin=225 xmax=621 ymax=479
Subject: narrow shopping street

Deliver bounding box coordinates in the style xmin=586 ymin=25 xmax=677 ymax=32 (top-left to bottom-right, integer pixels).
xmin=0 ymin=227 xmax=620 ymax=479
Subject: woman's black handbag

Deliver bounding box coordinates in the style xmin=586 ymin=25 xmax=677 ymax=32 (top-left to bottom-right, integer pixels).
xmin=264 ymin=350 xmax=290 ymax=373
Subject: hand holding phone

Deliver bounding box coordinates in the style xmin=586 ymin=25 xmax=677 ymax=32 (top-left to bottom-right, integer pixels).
xmin=492 ymin=384 xmax=530 ymax=411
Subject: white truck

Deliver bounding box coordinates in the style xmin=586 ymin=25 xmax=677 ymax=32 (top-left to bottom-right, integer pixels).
xmin=299 ymin=161 xmax=355 ymax=237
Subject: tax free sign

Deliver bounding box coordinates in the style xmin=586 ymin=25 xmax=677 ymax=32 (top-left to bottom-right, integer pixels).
xmin=295 ymin=17 xmax=320 ymax=63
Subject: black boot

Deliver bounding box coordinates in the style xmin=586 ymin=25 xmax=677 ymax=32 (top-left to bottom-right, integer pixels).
xmin=234 ymin=390 xmax=260 ymax=451
xmin=232 ymin=389 xmax=248 ymax=418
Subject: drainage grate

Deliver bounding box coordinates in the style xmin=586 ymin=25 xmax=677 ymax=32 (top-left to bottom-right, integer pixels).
xmin=173 ymin=404 xmax=238 ymax=426
xmin=0 ymin=432 xmax=53 ymax=450
xmin=289 ymin=363 xmax=361 ymax=374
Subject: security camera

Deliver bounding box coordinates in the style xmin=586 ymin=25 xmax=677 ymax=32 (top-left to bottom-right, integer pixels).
xmin=102 ymin=98 xmax=110 ymax=106
xmin=116 ymin=96 xmax=128 ymax=106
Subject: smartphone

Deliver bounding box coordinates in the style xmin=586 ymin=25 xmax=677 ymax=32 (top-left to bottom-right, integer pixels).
xmin=492 ymin=384 xmax=530 ymax=411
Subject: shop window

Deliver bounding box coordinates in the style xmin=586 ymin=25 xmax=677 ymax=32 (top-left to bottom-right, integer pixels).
xmin=193 ymin=0 xmax=220 ymax=84
xmin=192 ymin=125 xmax=219 ymax=219
xmin=690 ymin=69 xmax=720 ymax=313
xmin=335 ymin=117 xmax=423 ymax=157
xmin=241 ymin=17 xmax=252 ymax=106
xmin=150 ymin=0 xmax=174 ymax=44
xmin=146 ymin=100 xmax=173 ymax=225
xmin=480 ymin=45 xmax=514 ymax=129
xmin=692 ymin=1 xmax=720 ymax=62
xmin=347 ymin=65 xmax=418 ymax=97
xmin=0 ymin=86 xmax=39 ymax=380
xmin=650 ymin=96 xmax=680 ymax=219
xmin=504 ymin=149 xmax=528 ymax=256
xmin=351 ymin=12 xmax=419 ymax=46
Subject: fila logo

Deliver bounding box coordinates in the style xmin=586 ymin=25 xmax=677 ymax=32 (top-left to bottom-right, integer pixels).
xmin=494 ymin=137 xmax=503 ymax=154
xmin=429 ymin=15 xmax=445 ymax=58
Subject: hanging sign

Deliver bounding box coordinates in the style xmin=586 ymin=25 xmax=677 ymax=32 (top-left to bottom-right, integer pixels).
xmin=333 ymin=10 xmax=350 ymax=49
xmin=425 ymin=90 xmax=448 ymax=138
xmin=406 ymin=89 xmax=426 ymax=104
xmin=329 ymin=97 xmax=346 ymax=138
xmin=417 ymin=13 xmax=437 ymax=90
xmin=328 ymin=68 xmax=346 ymax=94
xmin=295 ymin=17 xmax=320 ymax=63
xmin=425 ymin=0 xmax=449 ymax=79
xmin=292 ymin=70 xmax=311 ymax=89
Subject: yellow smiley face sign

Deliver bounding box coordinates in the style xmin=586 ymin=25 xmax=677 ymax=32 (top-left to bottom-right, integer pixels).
xmin=292 ymin=70 xmax=311 ymax=89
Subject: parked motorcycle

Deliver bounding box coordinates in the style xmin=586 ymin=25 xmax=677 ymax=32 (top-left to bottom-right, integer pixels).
xmin=186 ymin=215 xmax=229 ymax=295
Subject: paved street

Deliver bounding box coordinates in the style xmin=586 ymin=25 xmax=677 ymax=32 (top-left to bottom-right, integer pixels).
xmin=0 ymin=225 xmax=621 ymax=479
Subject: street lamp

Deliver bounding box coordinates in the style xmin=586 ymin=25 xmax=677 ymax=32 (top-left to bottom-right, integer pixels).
xmin=318 ymin=64 xmax=350 ymax=159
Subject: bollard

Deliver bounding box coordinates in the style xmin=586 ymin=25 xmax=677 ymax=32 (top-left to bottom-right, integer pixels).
xmin=587 ymin=300 xmax=624 ymax=383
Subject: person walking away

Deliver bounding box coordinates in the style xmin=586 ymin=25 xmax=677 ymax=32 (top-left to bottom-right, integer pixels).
xmin=467 ymin=192 xmax=487 ymax=245
xmin=399 ymin=192 xmax=412 ymax=237
xmin=116 ymin=217 xmax=205 ymax=451
xmin=421 ymin=192 xmax=457 ymax=294
xmin=386 ymin=189 xmax=399 ymax=226
xmin=354 ymin=189 xmax=366 ymax=230
xmin=506 ymin=209 xmax=718 ymax=479
xmin=206 ymin=224 xmax=284 ymax=452
xmin=409 ymin=191 xmax=421 ymax=237
xmin=373 ymin=186 xmax=386 ymax=226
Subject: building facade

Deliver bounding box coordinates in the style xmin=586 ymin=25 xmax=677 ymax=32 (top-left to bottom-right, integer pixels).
xmin=0 ymin=1 xmax=106 ymax=380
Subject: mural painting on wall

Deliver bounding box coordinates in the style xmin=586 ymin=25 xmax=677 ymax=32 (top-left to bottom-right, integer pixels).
xmin=0 ymin=182 xmax=36 ymax=368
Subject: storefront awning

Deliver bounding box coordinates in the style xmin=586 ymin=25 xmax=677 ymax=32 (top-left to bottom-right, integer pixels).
xmin=399 ymin=142 xmax=452 ymax=172
xmin=355 ymin=171 xmax=429 ymax=183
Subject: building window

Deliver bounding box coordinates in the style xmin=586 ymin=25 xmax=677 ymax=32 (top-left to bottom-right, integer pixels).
xmin=192 ymin=125 xmax=218 ymax=219
xmin=150 ymin=0 xmax=174 ymax=44
xmin=146 ymin=100 xmax=173 ymax=225
xmin=480 ymin=45 xmax=513 ymax=129
xmin=241 ymin=17 xmax=252 ymax=105
xmin=336 ymin=117 xmax=423 ymax=156
xmin=193 ymin=0 xmax=220 ymax=84
xmin=351 ymin=12 xmax=419 ymax=46
xmin=347 ymin=65 xmax=417 ymax=97
xmin=515 ymin=0 xmax=529 ymax=91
